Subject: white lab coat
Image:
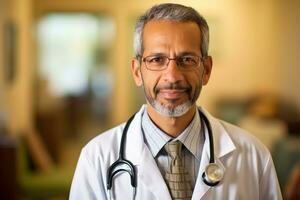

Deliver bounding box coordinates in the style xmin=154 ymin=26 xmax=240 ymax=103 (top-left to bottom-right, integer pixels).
xmin=69 ymin=105 xmax=282 ymax=200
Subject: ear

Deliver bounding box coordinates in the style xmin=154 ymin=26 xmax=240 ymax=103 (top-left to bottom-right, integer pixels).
xmin=131 ymin=58 xmax=143 ymax=86
xmin=202 ymin=56 xmax=213 ymax=85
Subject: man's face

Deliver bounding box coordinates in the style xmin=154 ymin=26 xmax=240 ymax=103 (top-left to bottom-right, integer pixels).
xmin=132 ymin=20 xmax=212 ymax=117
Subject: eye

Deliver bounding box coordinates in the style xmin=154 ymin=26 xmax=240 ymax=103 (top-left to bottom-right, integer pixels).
xmin=180 ymin=56 xmax=197 ymax=65
xmin=146 ymin=56 xmax=165 ymax=64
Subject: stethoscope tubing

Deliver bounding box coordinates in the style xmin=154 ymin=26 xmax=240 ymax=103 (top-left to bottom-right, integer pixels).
xmin=106 ymin=108 xmax=222 ymax=196
xmin=106 ymin=113 xmax=137 ymax=190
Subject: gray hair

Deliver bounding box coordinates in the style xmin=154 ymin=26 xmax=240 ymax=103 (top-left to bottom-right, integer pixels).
xmin=134 ymin=3 xmax=210 ymax=59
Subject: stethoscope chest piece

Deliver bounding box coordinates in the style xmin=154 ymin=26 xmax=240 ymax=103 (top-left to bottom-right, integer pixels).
xmin=202 ymin=163 xmax=224 ymax=186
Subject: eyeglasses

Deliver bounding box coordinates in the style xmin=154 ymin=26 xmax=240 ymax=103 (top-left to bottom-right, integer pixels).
xmin=141 ymin=55 xmax=203 ymax=71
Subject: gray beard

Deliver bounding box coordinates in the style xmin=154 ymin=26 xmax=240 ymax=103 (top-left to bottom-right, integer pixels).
xmin=150 ymin=100 xmax=193 ymax=117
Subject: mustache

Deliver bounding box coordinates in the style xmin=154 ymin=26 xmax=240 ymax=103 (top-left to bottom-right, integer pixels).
xmin=154 ymin=82 xmax=191 ymax=94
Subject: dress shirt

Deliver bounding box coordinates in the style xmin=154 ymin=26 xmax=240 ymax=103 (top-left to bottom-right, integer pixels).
xmin=141 ymin=108 xmax=205 ymax=186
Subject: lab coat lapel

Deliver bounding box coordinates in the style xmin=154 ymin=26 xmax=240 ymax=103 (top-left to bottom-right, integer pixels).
xmin=125 ymin=106 xmax=172 ymax=200
xmin=192 ymin=108 xmax=236 ymax=200
xmin=125 ymin=108 xmax=144 ymax=165
xmin=192 ymin=134 xmax=211 ymax=199
xmin=138 ymin=145 xmax=172 ymax=200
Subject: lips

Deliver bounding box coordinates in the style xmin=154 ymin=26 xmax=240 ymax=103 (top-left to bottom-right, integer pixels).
xmin=158 ymin=89 xmax=188 ymax=100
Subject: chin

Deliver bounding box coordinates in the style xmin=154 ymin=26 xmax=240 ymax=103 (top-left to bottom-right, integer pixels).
xmin=151 ymin=100 xmax=193 ymax=117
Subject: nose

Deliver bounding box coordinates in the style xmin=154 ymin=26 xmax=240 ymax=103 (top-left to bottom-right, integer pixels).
xmin=162 ymin=59 xmax=184 ymax=83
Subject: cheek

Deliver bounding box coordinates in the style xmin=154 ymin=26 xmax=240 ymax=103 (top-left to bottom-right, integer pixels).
xmin=188 ymin=73 xmax=202 ymax=95
xmin=189 ymin=71 xmax=202 ymax=87
xmin=141 ymin=70 xmax=160 ymax=92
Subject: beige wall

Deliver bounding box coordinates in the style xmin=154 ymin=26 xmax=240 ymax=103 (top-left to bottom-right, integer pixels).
xmin=0 ymin=0 xmax=13 ymax=132
xmin=1 ymin=0 xmax=300 ymax=133
xmin=274 ymin=0 xmax=300 ymax=110
xmin=0 ymin=1 xmax=8 ymax=114
xmin=200 ymin=0 xmax=300 ymax=113
xmin=198 ymin=0 xmax=280 ymax=112
xmin=0 ymin=0 xmax=34 ymax=135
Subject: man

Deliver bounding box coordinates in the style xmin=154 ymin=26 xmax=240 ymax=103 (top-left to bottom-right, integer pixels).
xmin=70 ymin=3 xmax=282 ymax=200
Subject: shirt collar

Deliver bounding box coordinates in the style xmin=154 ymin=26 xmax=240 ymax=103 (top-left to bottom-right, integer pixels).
xmin=141 ymin=110 xmax=171 ymax=157
xmin=177 ymin=110 xmax=203 ymax=161
xmin=141 ymin=108 xmax=203 ymax=161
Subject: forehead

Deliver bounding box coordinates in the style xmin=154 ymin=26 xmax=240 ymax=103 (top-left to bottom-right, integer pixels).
xmin=142 ymin=20 xmax=201 ymax=54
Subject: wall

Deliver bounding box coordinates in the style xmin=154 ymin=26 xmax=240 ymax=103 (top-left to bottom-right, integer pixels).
xmin=0 ymin=0 xmax=34 ymax=135
xmin=274 ymin=0 xmax=300 ymax=110
xmin=0 ymin=0 xmax=8 ymax=129
xmin=193 ymin=0 xmax=280 ymax=112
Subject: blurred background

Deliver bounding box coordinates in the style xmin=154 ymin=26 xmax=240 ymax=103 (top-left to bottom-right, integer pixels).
xmin=0 ymin=0 xmax=300 ymax=199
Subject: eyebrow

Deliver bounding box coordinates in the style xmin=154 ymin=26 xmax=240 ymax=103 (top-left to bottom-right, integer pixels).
xmin=146 ymin=51 xmax=200 ymax=57
xmin=177 ymin=51 xmax=200 ymax=57
xmin=146 ymin=52 xmax=167 ymax=57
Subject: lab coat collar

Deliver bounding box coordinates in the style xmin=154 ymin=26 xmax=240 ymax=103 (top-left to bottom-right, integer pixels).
xmin=199 ymin=107 xmax=236 ymax=159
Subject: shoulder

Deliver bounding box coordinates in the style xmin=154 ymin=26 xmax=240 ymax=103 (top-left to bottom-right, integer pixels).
xmin=85 ymin=123 xmax=125 ymax=149
xmin=80 ymin=123 xmax=125 ymax=168
xmin=220 ymin=119 xmax=269 ymax=154
xmin=218 ymin=119 xmax=273 ymax=173
xmin=78 ymin=105 xmax=146 ymax=167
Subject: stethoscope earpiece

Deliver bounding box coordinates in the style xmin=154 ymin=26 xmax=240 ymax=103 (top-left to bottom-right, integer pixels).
xmin=202 ymin=163 xmax=224 ymax=187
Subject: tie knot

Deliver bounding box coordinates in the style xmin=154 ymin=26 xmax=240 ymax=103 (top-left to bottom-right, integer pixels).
xmin=164 ymin=140 xmax=183 ymax=159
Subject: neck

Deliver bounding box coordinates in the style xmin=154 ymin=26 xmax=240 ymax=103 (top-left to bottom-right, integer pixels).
xmin=146 ymin=104 xmax=197 ymax=137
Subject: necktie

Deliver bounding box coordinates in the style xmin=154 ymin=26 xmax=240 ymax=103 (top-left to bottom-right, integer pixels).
xmin=164 ymin=141 xmax=193 ymax=200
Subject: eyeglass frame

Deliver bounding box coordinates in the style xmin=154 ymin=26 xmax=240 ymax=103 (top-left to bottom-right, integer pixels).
xmin=137 ymin=54 xmax=206 ymax=71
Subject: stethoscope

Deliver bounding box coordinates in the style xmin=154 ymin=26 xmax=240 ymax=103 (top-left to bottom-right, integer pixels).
xmin=106 ymin=109 xmax=224 ymax=199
